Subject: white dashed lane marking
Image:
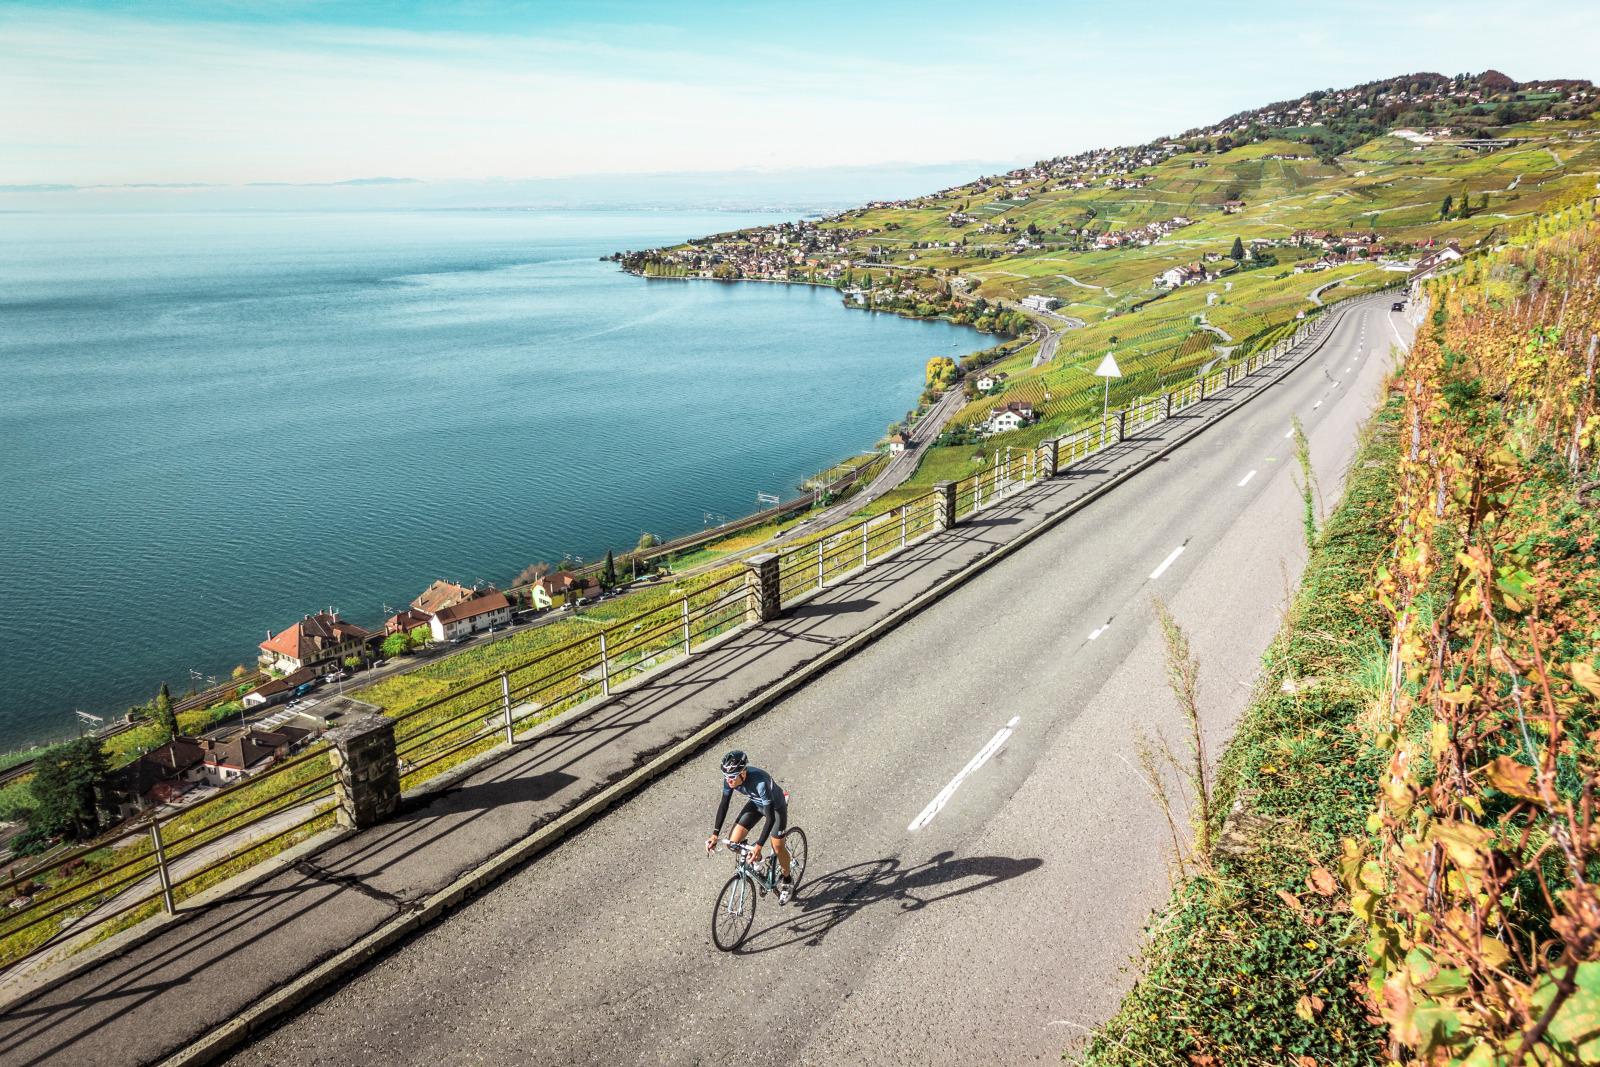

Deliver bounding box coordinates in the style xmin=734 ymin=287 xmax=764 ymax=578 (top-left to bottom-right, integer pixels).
xmin=908 ymin=716 xmax=1020 ymax=832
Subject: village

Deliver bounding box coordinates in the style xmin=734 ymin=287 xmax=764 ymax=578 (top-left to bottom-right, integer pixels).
xmin=99 ymin=570 xmax=611 ymax=822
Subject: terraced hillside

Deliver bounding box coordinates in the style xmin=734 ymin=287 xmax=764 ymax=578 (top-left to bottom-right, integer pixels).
xmin=620 ymin=72 xmax=1599 ymax=498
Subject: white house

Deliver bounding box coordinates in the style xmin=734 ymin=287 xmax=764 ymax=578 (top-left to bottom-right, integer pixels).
xmin=974 ymin=371 xmax=1008 ymax=392
xmin=428 ymin=590 xmax=512 ymax=642
xmin=1412 ymin=244 xmax=1464 ymax=279
xmin=1155 ymin=264 xmax=1204 ymax=289
xmin=1020 ymin=294 xmax=1061 ymax=312
xmin=983 ymin=401 xmax=1037 ymax=435
xmin=887 ymin=432 xmax=910 ymax=453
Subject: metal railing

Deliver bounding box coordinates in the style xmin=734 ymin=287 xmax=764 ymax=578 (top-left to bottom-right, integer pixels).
xmin=0 ymin=740 xmax=336 ymax=973
xmin=0 ymin=297 xmax=1365 ymax=978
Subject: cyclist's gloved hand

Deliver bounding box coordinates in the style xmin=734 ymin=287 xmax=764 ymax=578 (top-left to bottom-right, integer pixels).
xmin=749 ymin=843 xmax=763 ymax=864
xmin=705 ymin=833 xmax=719 ymax=854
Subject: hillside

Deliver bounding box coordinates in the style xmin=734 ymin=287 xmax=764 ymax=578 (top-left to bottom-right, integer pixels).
xmin=619 ymin=72 xmax=1598 ymax=502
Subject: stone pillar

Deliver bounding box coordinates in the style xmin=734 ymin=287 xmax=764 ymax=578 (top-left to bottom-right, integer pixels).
xmin=328 ymin=714 xmax=400 ymax=830
xmin=933 ymin=481 xmax=957 ymax=531
xmin=1161 ymin=392 xmax=1173 ymax=420
xmin=1040 ymin=438 xmax=1060 ymax=479
xmin=1117 ymin=410 xmax=1129 ymax=442
xmin=745 ymin=553 xmax=780 ymax=624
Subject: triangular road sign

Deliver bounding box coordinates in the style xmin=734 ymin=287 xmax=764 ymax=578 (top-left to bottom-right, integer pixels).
xmin=1094 ymin=352 xmax=1122 ymax=378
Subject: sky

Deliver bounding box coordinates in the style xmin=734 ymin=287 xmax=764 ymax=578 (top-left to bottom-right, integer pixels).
xmin=3 ymin=1 xmax=1598 ymax=199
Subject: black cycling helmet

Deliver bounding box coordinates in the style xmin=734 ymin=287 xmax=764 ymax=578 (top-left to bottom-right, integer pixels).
xmin=719 ymin=750 xmax=748 ymax=774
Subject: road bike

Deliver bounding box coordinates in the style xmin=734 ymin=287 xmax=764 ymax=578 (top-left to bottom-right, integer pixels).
xmin=710 ymin=828 xmax=808 ymax=951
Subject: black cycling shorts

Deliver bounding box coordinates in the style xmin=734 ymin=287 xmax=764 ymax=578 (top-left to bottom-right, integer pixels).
xmin=734 ymin=797 xmax=788 ymax=838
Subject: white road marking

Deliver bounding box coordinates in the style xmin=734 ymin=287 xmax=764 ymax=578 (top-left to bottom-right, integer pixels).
xmin=1237 ymin=469 xmax=1257 ymax=487
xmin=908 ymin=716 xmax=1019 ymax=832
xmin=1387 ymin=314 xmax=1410 ymax=352
xmin=1088 ymin=624 xmax=1107 ymax=640
xmin=1284 ymin=427 xmax=1294 ymax=438
xmin=1149 ymin=545 xmax=1185 ymax=580
xmin=1313 ymin=400 xmax=1322 ymax=409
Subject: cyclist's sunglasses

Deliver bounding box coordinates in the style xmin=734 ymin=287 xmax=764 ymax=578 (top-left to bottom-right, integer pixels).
xmin=723 ymin=771 xmax=743 ymax=781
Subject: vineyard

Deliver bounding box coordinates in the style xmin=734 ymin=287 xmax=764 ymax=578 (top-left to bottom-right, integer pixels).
xmin=1089 ymin=198 xmax=1600 ymax=1065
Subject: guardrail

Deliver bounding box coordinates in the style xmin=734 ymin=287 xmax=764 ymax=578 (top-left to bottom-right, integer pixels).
xmin=0 ymin=294 xmax=1371 ymax=979
xmin=0 ymin=741 xmax=336 ymax=976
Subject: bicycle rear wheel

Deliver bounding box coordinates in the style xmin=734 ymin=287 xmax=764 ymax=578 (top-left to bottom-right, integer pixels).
xmin=711 ymin=872 xmax=756 ymax=951
xmin=782 ymin=827 xmax=808 ymax=890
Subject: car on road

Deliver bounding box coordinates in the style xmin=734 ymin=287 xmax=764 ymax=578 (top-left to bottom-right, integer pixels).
xmin=323 ymin=670 xmax=348 ymax=683
xmin=450 ymin=634 xmax=472 ymax=645
xmin=1392 ymin=301 xmax=1406 ymax=311
xmin=372 ymin=658 xmax=388 ymax=667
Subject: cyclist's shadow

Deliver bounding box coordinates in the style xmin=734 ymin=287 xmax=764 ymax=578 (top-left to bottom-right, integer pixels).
xmin=733 ymin=850 xmax=1042 ymax=954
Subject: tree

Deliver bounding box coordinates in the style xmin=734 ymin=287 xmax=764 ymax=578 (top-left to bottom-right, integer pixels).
xmin=231 ymin=663 xmax=249 ymax=681
xmin=1230 ymin=236 xmax=1245 ymax=261
xmin=1441 ymin=195 xmax=1454 ymax=220
xmin=407 ymin=625 xmax=431 ymax=652
xmin=343 ymin=654 xmax=362 ymax=672
xmin=636 ymin=531 xmax=658 ymax=551
xmin=29 ymin=737 xmax=108 ymax=843
xmin=381 ymin=632 xmax=409 ymax=659
xmin=153 ymin=682 xmax=177 ymax=740
xmin=601 ymin=550 xmax=618 ymax=590
xmin=513 ymin=560 xmax=551 ymax=587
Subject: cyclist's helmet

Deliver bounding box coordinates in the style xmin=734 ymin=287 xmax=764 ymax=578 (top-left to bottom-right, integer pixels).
xmin=720 ymin=750 xmax=748 ymax=775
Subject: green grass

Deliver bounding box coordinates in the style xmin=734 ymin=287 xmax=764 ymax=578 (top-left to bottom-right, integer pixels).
xmin=1084 ymin=395 xmax=1403 ymax=1066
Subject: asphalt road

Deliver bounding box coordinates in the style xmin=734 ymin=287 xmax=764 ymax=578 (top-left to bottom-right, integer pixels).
xmin=226 ymin=299 xmax=1409 ymax=1066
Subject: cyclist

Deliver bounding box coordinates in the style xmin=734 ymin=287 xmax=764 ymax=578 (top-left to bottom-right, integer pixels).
xmin=705 ymin=750 xmax=794 ymax=904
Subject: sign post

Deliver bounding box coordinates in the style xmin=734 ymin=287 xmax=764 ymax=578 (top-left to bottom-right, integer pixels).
xmin=1094 ymin=352 xmax=1123 ymax=421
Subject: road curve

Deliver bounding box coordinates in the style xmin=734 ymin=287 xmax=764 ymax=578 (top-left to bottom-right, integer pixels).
xmin=226 ymin=300 xmax=1410 ymax=1066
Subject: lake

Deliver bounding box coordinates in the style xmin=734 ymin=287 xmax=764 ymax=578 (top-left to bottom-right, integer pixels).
xmin=0 ymin=209 xmax=986 ymax=751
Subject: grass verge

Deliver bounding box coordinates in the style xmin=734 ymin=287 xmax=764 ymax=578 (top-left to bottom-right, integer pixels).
xmin=1082 ymin=391 xmax=1402 ymax=1066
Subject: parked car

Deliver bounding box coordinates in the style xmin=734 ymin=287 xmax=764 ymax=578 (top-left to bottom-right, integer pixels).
xmin=1391 ymin=301 xmax=1406 ymax=311
xmin=323 ymin=670 xmax=348 ymax=683
xmin=450 ymin=634 xmax=471 ymax=645
xmin=372 ymin=658 xmax=388 ymax=667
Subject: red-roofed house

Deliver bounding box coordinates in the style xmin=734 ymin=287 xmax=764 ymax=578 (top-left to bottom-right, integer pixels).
xmin=411 ymin=580 xmax=477 ymax=615
xmin=383 ymin=607 xmax=433 ymax=636
xmin=200 ymin=727 xmax=311 ymax=784
xmin=534 ymin=571 xmax=599 ymax=607
xmin=259 ymin=612 xmax=373 ymax=674
xmin=429 ymin=590 xmax=512 ymax=642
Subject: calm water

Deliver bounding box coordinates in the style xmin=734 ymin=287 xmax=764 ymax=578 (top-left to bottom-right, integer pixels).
xmin=0 ymin=210 xmax=985 ymax=751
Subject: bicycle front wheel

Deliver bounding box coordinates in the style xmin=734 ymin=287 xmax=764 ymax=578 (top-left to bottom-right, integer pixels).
xmin=782 ymin=827 xmax=808 ymax=890
xmin=711 ymin=872 xmax=756 ymax=951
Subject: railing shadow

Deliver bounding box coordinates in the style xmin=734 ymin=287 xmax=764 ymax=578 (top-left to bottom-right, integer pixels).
xmin=731 ymin=850 xmax=1043 ymax=955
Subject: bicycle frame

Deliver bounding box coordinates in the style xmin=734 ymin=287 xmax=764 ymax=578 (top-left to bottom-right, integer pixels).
xmin=726 ymin=841 xmax=781 ymax=894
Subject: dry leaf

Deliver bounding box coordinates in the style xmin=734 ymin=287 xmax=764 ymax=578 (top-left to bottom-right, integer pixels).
xmin=1572 ymin=661 xmax=1600 ymax=699
xmin=1484 ymin=755 xmax=1542 ymax=803
xmin=1308 ymin=867 xmax=1338 ymax=896
xmin=1277 ymin=889 xmax=1305 ymax=913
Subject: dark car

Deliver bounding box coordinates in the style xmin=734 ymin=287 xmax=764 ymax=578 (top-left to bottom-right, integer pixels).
xmin=1391 ymin=301 xmax=1406 ymax=311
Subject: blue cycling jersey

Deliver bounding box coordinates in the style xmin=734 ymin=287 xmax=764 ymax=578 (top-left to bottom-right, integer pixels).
xmin=722 ymin=766 xmax=781 ymax=809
